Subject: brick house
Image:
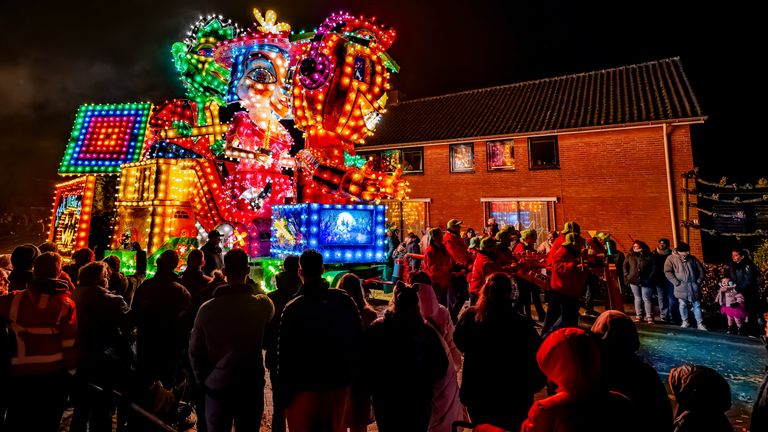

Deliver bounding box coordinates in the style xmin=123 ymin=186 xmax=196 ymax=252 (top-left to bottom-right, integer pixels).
xmin=359 ymin=58 xmax=706 ymax=256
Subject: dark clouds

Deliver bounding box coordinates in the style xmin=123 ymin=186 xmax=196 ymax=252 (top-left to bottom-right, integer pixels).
xmin=0 ymin=0 xmax=763 ymax=207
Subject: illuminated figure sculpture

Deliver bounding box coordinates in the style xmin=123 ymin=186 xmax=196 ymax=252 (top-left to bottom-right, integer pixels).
xmin=291 ymin=12 xmax=409 ymax=203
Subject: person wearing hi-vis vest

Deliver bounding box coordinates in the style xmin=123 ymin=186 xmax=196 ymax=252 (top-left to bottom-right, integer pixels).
xmin=0 ymin=252 xmax=78 ymax=432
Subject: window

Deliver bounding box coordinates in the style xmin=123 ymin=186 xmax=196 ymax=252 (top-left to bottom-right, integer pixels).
xmin=528 ymin=136 xmax=559 ymax=169
xmin=383 ymin=200 xmax=430 ymax=239
xmin=358 ymin=147 xmax=424 ymax=174
xmin=450 ymin=143 xmax=475 ymax=173
xmin=487 ymin=140 xmax=515 ymax=171
xmin=483 ymin=198 xmax=555 ymax=242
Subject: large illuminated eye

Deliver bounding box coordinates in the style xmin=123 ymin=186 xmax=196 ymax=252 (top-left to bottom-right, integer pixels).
xmin=247 ymin=67 xmax=277 ymax=84
xmin=195 ymin=44 xmax=215 ymax=58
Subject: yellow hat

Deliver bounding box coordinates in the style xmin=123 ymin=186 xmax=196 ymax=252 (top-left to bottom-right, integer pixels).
xmin=479 ymin=236 xmax=498 ymax=251
xmin=447 ymin=219 xmax=463 ymax=229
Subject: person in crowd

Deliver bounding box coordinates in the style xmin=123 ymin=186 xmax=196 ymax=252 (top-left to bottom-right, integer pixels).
xmin=385 ymin=227 xmax=401 ymax=281
xmin=443 ymin=219 xmax=469 ymax=322
xmin=63 ymin=247 xmax=95 ymax=282
xmin=420 ymin=226 xmax=432 ymax=254
xmin=654 ymin=238 xmax=678 ymax=323
xmin=189 ymin=249 xmax=274 ymax=432
xmin=413 ymin=271 xmax=465 ymax=432
xmin=521 ymin=328 xmax=639 ymax=432
xmin=405 ymin=231 xmax=422 ymax=272
xmin=7 ymin=244 xmax=39 ymax=293
xmin=336 ymin=273 xmax=378 ymax=432
xmin=623 ymin=240 xmax=657 ymax=324
xmin=455 ymin=273 xmax=545 ymax=430
xmin=264 ymin=254 xmax=301 ymax=432
xmin=751 ymin=318 xmax=768 ymax=432
xmin=462 ymin=227 xmax=477 ymax=248
xmin=201 ymin=230 xmax=224 ymax=276
xmin=541 ymin=233 xmax=589 ymax=336
xmin=718 ymin=278 xmax=748 ymax=335
xmin=730 ymin=248 xmax=761 ymax=335
xmin=495 ymin=228 xmax=517 ymax=267
xmin=131 ymin=242 xmax=148 ymax=280
xmin=38 ymin=241 xmax=58 ymax=254
xmin=546 ymin=221 xmax=580 ymax=271
xmin=486 ymin=218 xmax=500 ymax=238
xmin=278 ymin=249 xmax=363 ymax=432
xmin=466 ymin=236 xmax=480 ymax=266
xmin=0 ymin=252 xmax=77 ymax=432
xmin=0 ymin=257 xmax=9 ymax=295
xmin=507 ymin=228 xmax=522 ymax=256
xmin=0 ymin=253 xmax=11 ymax=273
xmin=536 ymin=231 xmax=557 ymax=254
xmin=668 ymin=364 xmax=734 ymax=432
xmin=515 ymin=230 xmax=546 ymax=321
xmin=469 ymin=237 xmax=499 ymax=305
xmin=591 ymin=311 xmax=673 ymax=431
xmin=424 ymin=227 xmax=455 ymax=306
xmin=664 ymin=242 xmax=707 ymax=330
xmin=71 ymin=262 xmax=132 ymax=432
xmin=364 ymin=282 xmax=448 ymax=432
xmin=103 ymin=255 xmax=131 ymax=300
xmin=180 ymin=249 xmax=214 ymax=317
xmin=132 ymin=250 xmax=191 ymax=387
xmin=513 ymin=229 xmax=536 ymax=255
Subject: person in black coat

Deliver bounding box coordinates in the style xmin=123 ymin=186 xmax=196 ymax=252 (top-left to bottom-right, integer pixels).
xmin=591 ymin=310 xmax=673 ymax=432
xmin=405 ymin=232 xmax=422 ymax=272
xmin=385 ymin=228 xmax=401 ymax=281
xmin=623 ymin=241 xmax=657 ymax=323
xmin=364 ymin=282 xmax=448 ymax=432
xmin=200 ymin=230 xmax=224 ymax=276
xmin=71 ymin=261 xmax=133 ymax=432
xmin=730 ymin=249 xmax=762 ymax=335
xmin=455 ymin=272 xmax=545 ymax=431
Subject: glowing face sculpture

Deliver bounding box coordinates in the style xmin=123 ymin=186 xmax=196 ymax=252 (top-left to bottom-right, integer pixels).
xmin=172 ymin=16 xmax=239 ymax=111
xmin=292 ymin=12 xmax=398 ymax=167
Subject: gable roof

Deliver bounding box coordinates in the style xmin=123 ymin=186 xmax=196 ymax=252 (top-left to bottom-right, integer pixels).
xmin=364 ymin=57 xmax=704 ymax=147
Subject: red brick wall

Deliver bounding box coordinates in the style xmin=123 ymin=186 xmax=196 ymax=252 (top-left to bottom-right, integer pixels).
xmin=402 ymin=125 xmax=702 ymax=257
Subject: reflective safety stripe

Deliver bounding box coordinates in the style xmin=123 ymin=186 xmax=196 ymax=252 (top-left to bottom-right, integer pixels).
xmin=61 ymin=339 xmax=75 ymax=348
xmin=11 ymin=352 xmax=64 ymax=365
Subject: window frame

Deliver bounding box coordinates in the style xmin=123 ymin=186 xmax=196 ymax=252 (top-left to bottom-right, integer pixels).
xmin=486 ymin=139 xmax=516 ymax=171
xmin=357 ymin=147 xmax=424 ymax=175
xmin=449 ymin=143 xmax=475 ymax=173
xmin=527 ymin=136 xmax=560 ymax=170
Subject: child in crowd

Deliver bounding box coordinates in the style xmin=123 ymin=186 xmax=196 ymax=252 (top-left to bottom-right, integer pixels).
xmin=718 ymin=277 xmax=748 ymax=335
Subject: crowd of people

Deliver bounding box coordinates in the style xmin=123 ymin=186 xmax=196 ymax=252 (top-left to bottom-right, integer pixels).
xmin=0 ymin=220 xmax=766 ymax=432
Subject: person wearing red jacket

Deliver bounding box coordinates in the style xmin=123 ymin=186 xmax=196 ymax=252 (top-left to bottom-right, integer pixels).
xmin=424 ymin=227 xmax=455 ymax=307
xmin=0 ymin=252 xmax=77 ymax=432
xmin=443 ymin=219 xmax=469 ymax=321
xmin=545 ymin=221 xmax=580 ymax=272
xmin=469 ymin=237 xmax=500 ymax=304
xmin=521 ymin=328 xmax=638 ymax=432
xmin=541 ymin=233 xmax=589 ymax=337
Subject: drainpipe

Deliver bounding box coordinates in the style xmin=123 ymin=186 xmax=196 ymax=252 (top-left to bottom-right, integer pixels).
xmin=662 ymin=123 xmax=679 ymax=247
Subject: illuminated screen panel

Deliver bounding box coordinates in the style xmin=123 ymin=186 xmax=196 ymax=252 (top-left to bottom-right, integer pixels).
xmin=271 ymin=203 xmax=387 ymax=264
xmin=49 ymin=176 xmax=96 ymax=254
xmin=58 ymin=102 xmax=153 ymax=175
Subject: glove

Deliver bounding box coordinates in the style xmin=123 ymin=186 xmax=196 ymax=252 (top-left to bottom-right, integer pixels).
xmin=730 ymin=302 xmax=740 ymax=308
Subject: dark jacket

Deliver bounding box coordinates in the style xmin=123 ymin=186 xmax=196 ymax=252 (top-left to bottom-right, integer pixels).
xmin=189 ymin=283 xmax=274 ymax=396
xmin=180 ymin=268 xmax=214 ymax=316
xmin=669 ymin=364 xmax=734 ymax=432
xmin=264 ymin=272 xmax=300 ymax=371
xmin=277 ymin=278 xmax=363 ymax=403
xmin=405 ymin=240 xmax=421 ymax=271
xmin=131 ymin=272 xmax=191 ymax=385
xmin=200 ymin=241 xmax=223 ymax=276
xmin=455 ymin=306 xmax=545 ymax=430
xmin=385 ymin=235 xmax=401 ymax=267
xmin=364 ymin=314 xmax=448 ymax=432
xmin=729 ymin=258 xmax=759 ymax=299
xmin=752 ymin=336 xmax=768 ymax=432
xmin=72 ymin=284 xmax=132 ymax=372
xmin=623 ymin=251 xmax=656 ymax=286
xmin=108 ymin=271 xmax=133 ymax=303
xmin=653 ymin=248 xmax=673 ymax=284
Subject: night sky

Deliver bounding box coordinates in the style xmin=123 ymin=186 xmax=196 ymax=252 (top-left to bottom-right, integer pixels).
xmin=0 ymin=0 xmax=763 ymax=208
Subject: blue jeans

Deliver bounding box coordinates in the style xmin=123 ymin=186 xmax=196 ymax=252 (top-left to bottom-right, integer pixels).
xmin=678 ymin=298 xmax=703 ymax=325
xmin=630 ymin=284 xmax=654 ymax=320
xmin=656 ymin=281 xmax=679 ymax=321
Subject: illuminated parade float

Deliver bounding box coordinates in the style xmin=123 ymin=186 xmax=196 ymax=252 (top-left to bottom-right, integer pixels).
xmin=48 ymin=8 xmax=408 ymax=281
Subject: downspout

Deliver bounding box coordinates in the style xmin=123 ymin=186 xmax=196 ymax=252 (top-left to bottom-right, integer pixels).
xmin=662 ymin=123 xmax=679 ymax=246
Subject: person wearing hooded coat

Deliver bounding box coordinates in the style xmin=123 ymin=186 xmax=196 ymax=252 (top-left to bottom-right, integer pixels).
xmin=6 ymin=244 xmax=39 ymax=293
xmin=456 ymin=272 xmax=545 ymax=431
xmin=363 ymin=282 xmax=448 ymax=432
xmin=591 ymin=311 xmax=673 ymax=432
xmin=541 ymin=233 xmax=589 ymax=337
xmin=664 ymin=242 xmax=706 ymax=330
xmin=668 ymin=364 xmax=734 ymax=432
xmin=424 ymin=227 xmax=456 ymax=307
xmin=521 ymin=327 xmax=639 ymax=432
xmin=414 ymin=271 xmax=466 ymax=432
